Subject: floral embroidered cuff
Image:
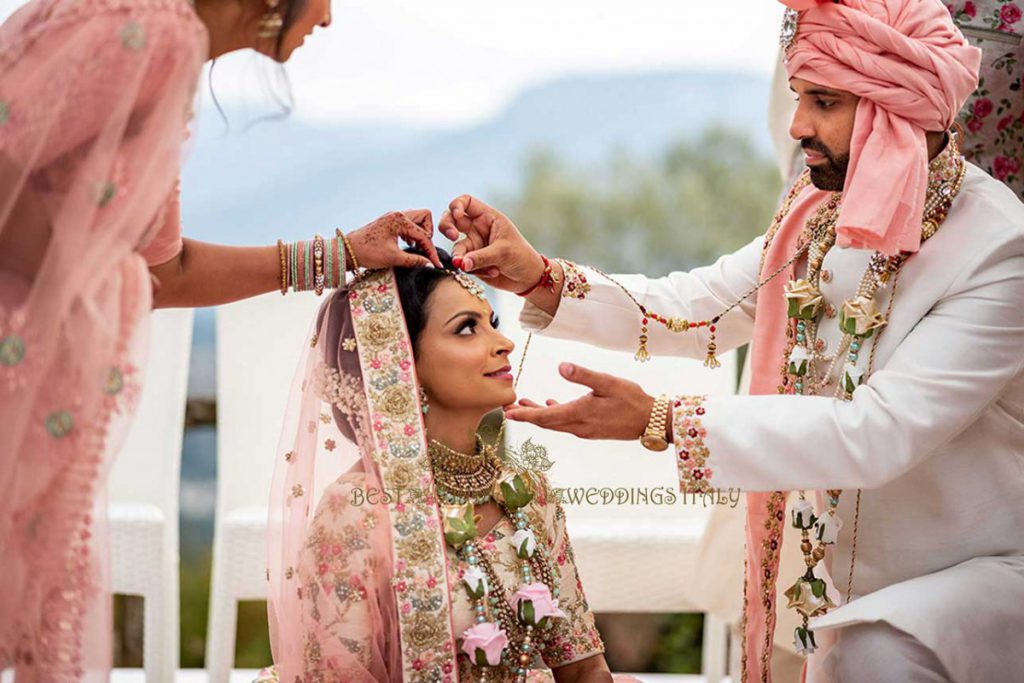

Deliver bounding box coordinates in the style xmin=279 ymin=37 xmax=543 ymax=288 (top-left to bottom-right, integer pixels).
xmin=673 ymin=395 xmax=712 ymax=493
xmin=555 ymin=259 xmax=591 ymax=300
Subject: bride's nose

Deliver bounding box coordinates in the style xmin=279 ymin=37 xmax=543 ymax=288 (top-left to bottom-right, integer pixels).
xmin=494 ymin=334 xmax=515 ymax=357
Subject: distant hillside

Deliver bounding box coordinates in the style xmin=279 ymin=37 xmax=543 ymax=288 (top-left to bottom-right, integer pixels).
xmin=181 ymin=69 xmax=772 ymax=247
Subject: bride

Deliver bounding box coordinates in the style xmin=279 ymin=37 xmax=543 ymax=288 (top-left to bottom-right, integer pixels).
xmin=263 ymin=249 xmax=619 ymax=682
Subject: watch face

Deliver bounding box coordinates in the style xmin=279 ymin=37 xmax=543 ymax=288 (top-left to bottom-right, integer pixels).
xmin=640 ymin=435 xmax=669 ymax=452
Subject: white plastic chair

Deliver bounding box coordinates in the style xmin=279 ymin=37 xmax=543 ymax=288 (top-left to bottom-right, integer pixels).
xmin=206 ymin=293 xmax=322 ymax=683
xmin=495 ymin=291 xmax=736 ymax=683
xmin=108 ymin=307 xmax=194 ymax=682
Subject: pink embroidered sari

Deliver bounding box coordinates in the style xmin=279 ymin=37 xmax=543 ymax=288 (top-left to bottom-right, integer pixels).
xmin=0 ymin=0 xmax=206 ymax=677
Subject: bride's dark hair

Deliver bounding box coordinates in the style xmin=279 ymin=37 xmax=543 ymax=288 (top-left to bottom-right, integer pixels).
xmin=393 ymin=247 xmax=458 ymax=352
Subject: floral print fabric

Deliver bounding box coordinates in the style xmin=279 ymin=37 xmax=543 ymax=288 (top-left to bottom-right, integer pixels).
xmin=948 ymin=1 xmax=1024 ymax=197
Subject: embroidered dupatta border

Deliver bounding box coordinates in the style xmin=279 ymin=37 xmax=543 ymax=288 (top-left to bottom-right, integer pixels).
xmin=350 ymin=271 xmax=458 ymax=682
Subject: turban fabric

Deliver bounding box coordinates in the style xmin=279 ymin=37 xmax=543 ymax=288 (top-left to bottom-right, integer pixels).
xmin=782 ymin=0 xmax=980 ymax=254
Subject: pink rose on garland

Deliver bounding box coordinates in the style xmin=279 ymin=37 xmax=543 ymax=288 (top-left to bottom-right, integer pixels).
xmin=974 ymin=98 xmax=994 ymax=119
xmin=1000 ymin=4 xmax=1021 ymax=25
xmin=993 ymin=156 xmax=1021 ymax=181
xmin=461 ymin=622 xmax=508 ymax=667
xmin=514 ymin=582 xmax=567 ymax=628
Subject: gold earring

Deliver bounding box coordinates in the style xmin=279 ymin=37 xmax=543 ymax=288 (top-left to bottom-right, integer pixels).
xmin=257 ymin=0 xmax=283 ymax=39
xmin=419 ymin=386 xmax=430 ymax=415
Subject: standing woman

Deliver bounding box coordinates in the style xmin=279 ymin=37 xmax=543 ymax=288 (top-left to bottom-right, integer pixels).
xmin=0 ymin=0 xmax=440 ymax=678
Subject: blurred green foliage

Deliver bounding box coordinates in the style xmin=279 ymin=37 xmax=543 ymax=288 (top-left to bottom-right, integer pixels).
xmin=500 ymin=127 xmax=781 ymax=275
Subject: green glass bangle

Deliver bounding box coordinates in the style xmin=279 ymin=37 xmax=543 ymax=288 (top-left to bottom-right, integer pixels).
xmin=327 ymin=238 xmax=334 ymax=291
xmin=290 ymin=240 xmax=298 ymax=293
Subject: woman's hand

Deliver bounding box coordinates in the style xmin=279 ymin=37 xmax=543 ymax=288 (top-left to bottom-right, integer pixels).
xmin=347 ymin=209 xmax=443 ymax=270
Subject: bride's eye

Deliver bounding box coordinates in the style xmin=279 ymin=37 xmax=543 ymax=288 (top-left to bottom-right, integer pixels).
xmin=455 ymin=319 xmax=477 ymax=336
xmin=490 ymin=314 xmax=500 ymax=329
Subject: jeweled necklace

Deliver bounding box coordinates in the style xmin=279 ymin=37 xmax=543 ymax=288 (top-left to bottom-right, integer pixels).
xmin=429 ymin=437 xmax=503 ymax=505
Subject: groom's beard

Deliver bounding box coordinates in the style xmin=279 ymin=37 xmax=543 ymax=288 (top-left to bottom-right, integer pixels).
xmin=803 ymin=138 xmax=850 ymax=192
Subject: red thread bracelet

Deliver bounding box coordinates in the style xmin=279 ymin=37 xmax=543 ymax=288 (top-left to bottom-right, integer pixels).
xmin=516 ymin=254 xmax=558 ymax=297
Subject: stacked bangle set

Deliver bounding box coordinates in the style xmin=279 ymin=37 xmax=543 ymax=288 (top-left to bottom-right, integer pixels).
xmin=277 ymin=230 xmax=361 ymax=296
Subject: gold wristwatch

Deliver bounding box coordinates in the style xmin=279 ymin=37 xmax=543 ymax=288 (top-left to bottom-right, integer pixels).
xmin=640 ymin=394 xmax=670 ymax=452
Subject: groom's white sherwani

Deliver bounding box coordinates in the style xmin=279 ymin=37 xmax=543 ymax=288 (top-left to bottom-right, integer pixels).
xmin=520 ymin=163 xmax=1024 ymax=682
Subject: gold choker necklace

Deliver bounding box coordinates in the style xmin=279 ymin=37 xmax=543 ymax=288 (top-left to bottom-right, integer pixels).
xmin=428 ymin=437 xmax=502 ymax=505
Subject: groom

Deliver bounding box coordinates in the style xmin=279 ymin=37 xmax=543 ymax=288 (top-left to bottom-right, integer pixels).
xmin=440 ymin=1 xmax=1024 ymax=682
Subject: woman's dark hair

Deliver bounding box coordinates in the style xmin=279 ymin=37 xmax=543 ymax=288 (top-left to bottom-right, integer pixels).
xmin=394 ymin=247 xmax=457 ymax=352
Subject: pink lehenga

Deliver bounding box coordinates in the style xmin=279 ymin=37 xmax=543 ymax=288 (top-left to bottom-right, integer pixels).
xmin=0 ymin=0 xmax=206 ymax=678
xmin=266 ymin=270 xmax=614 ymax=683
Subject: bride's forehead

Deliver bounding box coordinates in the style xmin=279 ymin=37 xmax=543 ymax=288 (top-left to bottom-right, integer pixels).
xmin=430 ymin=278 xmax=493 ymax=315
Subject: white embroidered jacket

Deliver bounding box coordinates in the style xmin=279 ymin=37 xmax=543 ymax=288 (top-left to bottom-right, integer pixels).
xmin=520 ymin=164 xmax=1024 ymax=683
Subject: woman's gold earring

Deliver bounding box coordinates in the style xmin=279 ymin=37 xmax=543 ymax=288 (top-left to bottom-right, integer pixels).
xmin=257 ymin=0 xmax=283 ymax=39
xmin=419 ymin=387 xmax=430 ymax=415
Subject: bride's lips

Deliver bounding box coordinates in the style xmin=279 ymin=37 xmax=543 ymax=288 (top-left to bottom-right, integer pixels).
xmin=484 ymin=366 xmax=513 ymax=382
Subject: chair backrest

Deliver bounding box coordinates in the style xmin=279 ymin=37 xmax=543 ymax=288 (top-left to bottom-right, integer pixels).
xmin=108 ymin=307 xmax=194 ymax=519
xmin=495 ymin=292 xmax=738 ymax=524
xmin=214 ymin=293 xmax=323 ymax=517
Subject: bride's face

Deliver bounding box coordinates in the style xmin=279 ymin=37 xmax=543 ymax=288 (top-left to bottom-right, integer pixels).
xmin=414 ymin=280 xmax=517 ymax=415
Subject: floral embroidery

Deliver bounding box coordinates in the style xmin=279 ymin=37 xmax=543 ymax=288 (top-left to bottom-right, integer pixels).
xmin=0 ymin=101 xmax=9 ymax=126
xmin=44 ymin=410 xmax=74 ymax=439
xmin=673 ymin=395 xmax=712 ymax=494
xmin=947 ymin=1 xmax=1023 ymax=197
xmin=120 ymin=21 xmax=146 ymax=51
xmin=556 ymin=259 xmax=591 ymax=300
xmin=0 ymin=334 xmax=25 ymax=366
xmin=350 ymin=271 xmax=457 ymax=682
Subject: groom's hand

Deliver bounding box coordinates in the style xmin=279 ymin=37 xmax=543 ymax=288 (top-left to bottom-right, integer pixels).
xmin=505 ymin=363 xmax=656 ymax=441
xmin=438 ymin=195 xmax=546 ymax=293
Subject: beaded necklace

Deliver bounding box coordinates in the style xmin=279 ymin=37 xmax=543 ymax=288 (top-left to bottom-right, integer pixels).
xmin=781 ymin=139 xmax=966 ymax=653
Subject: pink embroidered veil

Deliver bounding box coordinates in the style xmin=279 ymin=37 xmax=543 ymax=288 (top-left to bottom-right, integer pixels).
xmin=0 ymin=0 xmax=205 ymax=677
xmin=267 ymin=269 xmax=461 ymax=682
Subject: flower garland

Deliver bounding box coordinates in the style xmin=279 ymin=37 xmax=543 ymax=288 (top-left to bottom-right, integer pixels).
xmin=779 ymin=136 xmax=967 ymax=654
xmin=442 ymin=472 xmax=566 ymax=682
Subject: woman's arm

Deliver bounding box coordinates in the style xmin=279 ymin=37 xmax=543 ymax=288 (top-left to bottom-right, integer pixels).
xmin=149 ymin=210 xmax=442 ymax=309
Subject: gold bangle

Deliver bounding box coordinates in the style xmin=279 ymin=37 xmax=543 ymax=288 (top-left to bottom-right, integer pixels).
xmin=313 ymin=234 xmax=326 ymax=296
xmin=277 ymin=239 xmax=287 ymax=296
xmin=338 ymin=229 xmax=360 ymax=272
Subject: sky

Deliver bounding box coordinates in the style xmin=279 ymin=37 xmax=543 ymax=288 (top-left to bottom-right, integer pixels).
xmin=221 ymin=0 xmax=786 ymax=125
xmin=0 ymin=0 xmax=786 ymax=127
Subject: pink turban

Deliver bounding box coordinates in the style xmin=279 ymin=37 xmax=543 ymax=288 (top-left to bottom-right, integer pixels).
xmin=781 ymin=0 xmax=980 ymax=254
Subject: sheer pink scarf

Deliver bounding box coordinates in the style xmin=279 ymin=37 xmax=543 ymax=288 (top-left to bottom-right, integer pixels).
xmin=0 ymin=0 xmax=205 ymax=677
xmin=267 ymin=273 xmax=459 ymax=682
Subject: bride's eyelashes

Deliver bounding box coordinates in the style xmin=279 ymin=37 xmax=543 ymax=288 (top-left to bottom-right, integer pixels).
xmin=453 ymin=313 xmax=501 ymax=336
